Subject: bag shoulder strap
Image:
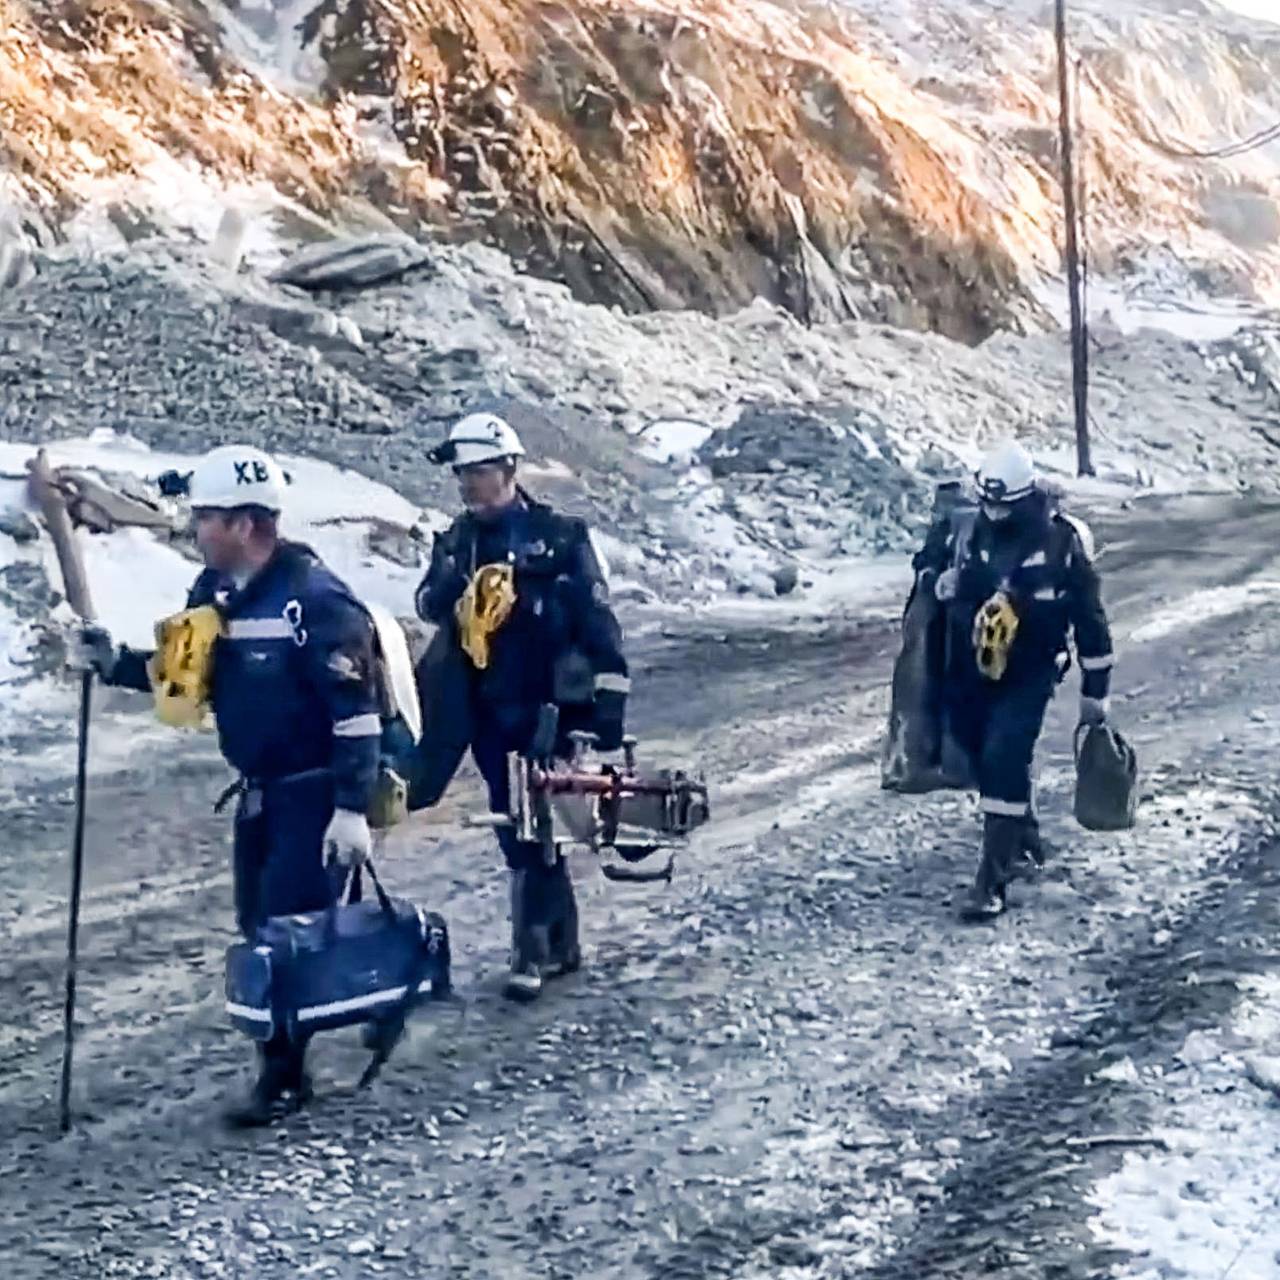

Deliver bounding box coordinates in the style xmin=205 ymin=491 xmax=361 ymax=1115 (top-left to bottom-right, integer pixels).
xmin=948 ymin=508 xmax=978 ymax=569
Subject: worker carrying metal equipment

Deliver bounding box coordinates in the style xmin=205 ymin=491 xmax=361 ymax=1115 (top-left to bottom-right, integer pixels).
xmin=75 ymin=444 xmax=388 ymax=1124
xmin=412 ymin=412 xmax=630 ymax=1002
xmin=909 ymin=440 xmax=1116 ymax=922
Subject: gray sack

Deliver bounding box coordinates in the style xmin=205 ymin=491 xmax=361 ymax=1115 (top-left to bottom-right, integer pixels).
xmin=1074 ymin=723 xmax=1139 ymax=832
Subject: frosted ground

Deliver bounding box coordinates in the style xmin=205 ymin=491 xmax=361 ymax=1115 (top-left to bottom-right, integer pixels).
xmin=6 ymin=0 xmax=1280 ymax=1266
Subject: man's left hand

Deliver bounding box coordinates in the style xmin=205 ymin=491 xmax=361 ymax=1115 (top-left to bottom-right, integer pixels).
xmin=1078 ymin=696 xmax=1110 ymax=728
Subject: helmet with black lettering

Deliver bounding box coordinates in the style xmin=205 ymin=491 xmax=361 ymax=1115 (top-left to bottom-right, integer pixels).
xmin=188 ymin=445 xmax=288 ymax=513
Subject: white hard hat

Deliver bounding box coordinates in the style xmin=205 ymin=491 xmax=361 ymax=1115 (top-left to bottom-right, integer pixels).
xmin=433 ymin=413 xmax=526 ymax=468
xmin=976 ymin=441 xmax=1037 ymax=504
xmin=188 ymin=444 xmax=287 ymax=513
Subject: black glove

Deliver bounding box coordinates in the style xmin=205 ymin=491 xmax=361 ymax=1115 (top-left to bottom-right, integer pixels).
xmin=155 ymin=469 xmax=192 ymax=498
xmin=71 ymin=624 xmax=118 ymax=680
xmin=592 ymin=689 xmax=627 ymax=752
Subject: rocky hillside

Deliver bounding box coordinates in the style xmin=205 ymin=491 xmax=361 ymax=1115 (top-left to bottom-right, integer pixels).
xmin=3 ymin=0 xmax=1280 ymax=340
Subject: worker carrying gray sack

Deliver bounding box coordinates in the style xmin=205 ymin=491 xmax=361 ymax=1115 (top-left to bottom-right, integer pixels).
xmin=883 ymin=440 xmax=1138 ymax=921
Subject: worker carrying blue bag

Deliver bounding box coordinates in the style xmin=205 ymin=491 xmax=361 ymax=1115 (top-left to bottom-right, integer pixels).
xmin=76 ymin=444 xmax=450 ymax=1125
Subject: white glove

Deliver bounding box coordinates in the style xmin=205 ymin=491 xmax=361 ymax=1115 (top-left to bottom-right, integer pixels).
xmin=323 ymin=808 xmax=372 ymax=868
xmin=934 ymin=568 xmax=959 ymax=602
xmin=1079 ymin=696 xmax=1110 ymax=727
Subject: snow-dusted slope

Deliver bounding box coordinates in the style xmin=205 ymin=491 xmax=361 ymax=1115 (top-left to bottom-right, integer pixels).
xmin=0 ymin=432 xmax=444 ymax=796
xmin=5 ymin=0 xmax=1280 ymax=335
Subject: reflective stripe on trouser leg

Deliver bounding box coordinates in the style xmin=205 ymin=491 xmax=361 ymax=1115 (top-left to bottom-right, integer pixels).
xmin=981 ymin=795 xmax=1030 ymax=818
xmin=977 ymin=679 xmax=1054 ymax=819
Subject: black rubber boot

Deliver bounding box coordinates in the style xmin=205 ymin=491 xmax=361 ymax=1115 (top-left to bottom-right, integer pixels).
xmin=958 ymin=814 xmax=1021 ymax=923
xmin=224 ymin=1038 xmax=309 ymax=1128
xmin=545 ymin=859 xmax=582 ymax=981
xmin=361 ymin=1014 xmax=405 ymax=1056
xmin=1016 ymin=815 xmax=1049 ymax=875
xmin=283 ymin=1039 xmax=314 ymax=1106
xmin=504 ymin=869 xmax=546 ymax=1002
xmin=1004 ymin=816 xmax=1047 ymax=884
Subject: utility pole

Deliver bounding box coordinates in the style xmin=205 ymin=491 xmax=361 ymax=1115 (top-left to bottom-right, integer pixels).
xmin=1054 ymin=0 xmax=1094 ymax=477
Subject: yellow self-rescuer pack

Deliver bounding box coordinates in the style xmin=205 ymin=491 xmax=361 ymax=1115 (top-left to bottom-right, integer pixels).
xmin=973 ymin=590 xmax=1019 ymax=682
xmin=148 ymin=605 xmax=224 ymax=728
xmin=455 ymin=562 xmax=517 ymax=670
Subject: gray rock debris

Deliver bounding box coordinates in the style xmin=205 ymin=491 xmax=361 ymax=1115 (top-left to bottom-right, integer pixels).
xmin=1 ymin=234 xmax=1278 ymax=604
xmin=0 ymin=508 xmax=39 ymax=544
xmin=703 ymin=402 xmax=935 ymax=556
xmin=269 ymin=235 xmax=434 ymax=291
xmin=244 ymin=300 xmax=366 ymax=353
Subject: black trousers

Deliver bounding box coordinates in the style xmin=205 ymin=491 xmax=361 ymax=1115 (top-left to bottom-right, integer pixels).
xmin=947 ymin=674 xmax=1055 ymax=823
xmin=471 ymin=720 xmax=579 ymax=962
xmin=231 ymin=772 xmax=343 ymax=940
xmin=232 ymin=772 xmax=346 ymax=1079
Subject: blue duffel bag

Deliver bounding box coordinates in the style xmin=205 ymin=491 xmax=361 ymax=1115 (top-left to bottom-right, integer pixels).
xmin=224 ymin=861 xmax=451 ymax=1064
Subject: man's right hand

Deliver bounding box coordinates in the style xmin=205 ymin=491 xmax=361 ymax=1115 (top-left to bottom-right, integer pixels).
xmin=414 ymin=554 xmax=470 ymax=624
xmin=934 ymin=568 xmax=959 ymax=602
xmin=70 ymin=624 xmax=117 ymax=680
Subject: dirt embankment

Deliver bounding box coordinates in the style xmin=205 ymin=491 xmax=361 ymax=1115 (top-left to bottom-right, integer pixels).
xmin=4 ymin=0 xmax=1280 ymax=340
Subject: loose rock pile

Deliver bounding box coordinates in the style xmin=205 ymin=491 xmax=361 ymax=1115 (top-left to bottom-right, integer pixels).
xmin=3 ymin=235 xmax=1280 ymax=602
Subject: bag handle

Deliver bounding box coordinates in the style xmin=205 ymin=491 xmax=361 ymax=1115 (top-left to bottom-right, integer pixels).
xmin=323 ymin=857 xmax=397 ymax=943
xmin=1074 ymin=722 xmax=1138 ymax=776
xmin=1073 ymin=721 xmax=1113 ymax=764
xmin=362 ymin=858 xmax=397 ymax=922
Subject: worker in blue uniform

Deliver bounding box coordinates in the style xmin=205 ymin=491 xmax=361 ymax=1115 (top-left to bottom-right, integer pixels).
xmin=78 ymin=444 xmax=381 ymax=1124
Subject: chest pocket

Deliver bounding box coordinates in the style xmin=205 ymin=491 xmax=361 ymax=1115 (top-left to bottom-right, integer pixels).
xmin=1013 ymin=535 xmax=1071 ymax=606
xmin=512 ymin=538 xmax=564 ymax=623
xmin=964 ymin=528 xmax=1065 ymax=601
xmin=234 ymin=643 xmax=291 ymax=680
xmin=221 ymin=612 xmax=303 ymax=691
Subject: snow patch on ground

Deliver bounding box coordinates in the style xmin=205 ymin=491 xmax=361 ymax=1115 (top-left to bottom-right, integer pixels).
xmin=1126 ymin=582 xmax=1280 ymax=644
xmin=664 ymin=467 xmax=782 ymax=595
xmin=663 ymin=556 xmax=909 ymax=630
xmin=79 ymin=527 xmax=199 ymax=651
xmin=60 ymin=161 xmax=299 ymax=269
xmin=637 ymin=418 xmax=719 ymax=465
xmin=207 ymin=0 xmax=328 ymax=97
xmin=1089 ymin=972 xmax=1280 ymax=1279
xmin=1034 ymin=274 xmax=1265 ymax=345
xmin=0 ymin=434 xmax=443 ymax=789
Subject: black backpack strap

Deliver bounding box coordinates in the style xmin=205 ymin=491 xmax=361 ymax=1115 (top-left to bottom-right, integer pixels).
xmin=948 ymin=508 xmax=978 ymax=570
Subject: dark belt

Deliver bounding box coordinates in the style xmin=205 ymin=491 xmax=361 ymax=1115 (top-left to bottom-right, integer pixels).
xmin=214 ymin=767 xmax=332 ymax=815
